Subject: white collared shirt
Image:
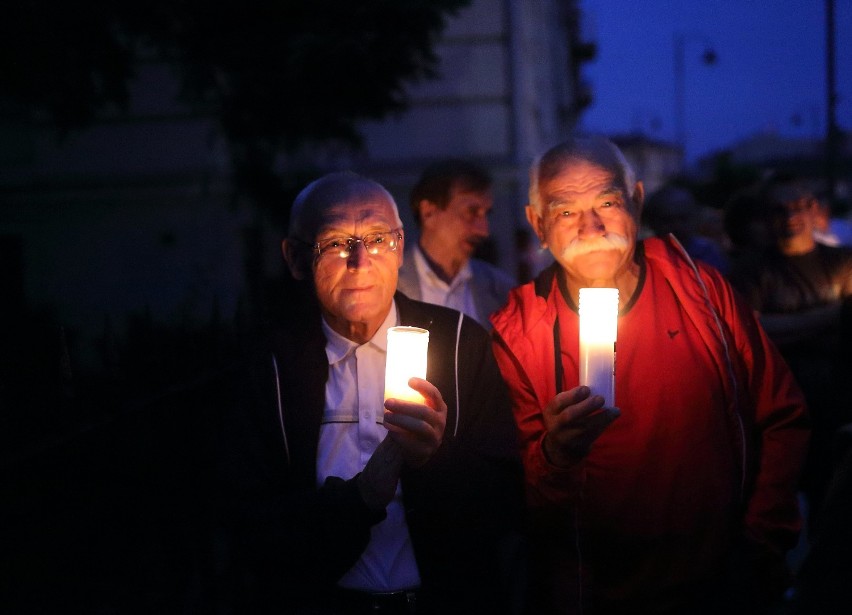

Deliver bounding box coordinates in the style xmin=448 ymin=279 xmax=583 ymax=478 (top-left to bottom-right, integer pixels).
xmin=317 ymin=301 xmax=421 ymax=592
xmin=413 ymin=244 xmax=478 ymax=320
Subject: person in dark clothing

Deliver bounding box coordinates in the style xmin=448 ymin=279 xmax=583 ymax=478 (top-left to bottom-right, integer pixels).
xmin=723 ymin=188 xmax=773 ymax=263
xmin=786 ymin=424 xmax=852 ymax=614
xmin=216 ymin=171 xmax=525 ymax=614
xmin=643 ymin=183 xmax=730 ymax=274
xmin=729 ymin=172 xmax=852 ymax=531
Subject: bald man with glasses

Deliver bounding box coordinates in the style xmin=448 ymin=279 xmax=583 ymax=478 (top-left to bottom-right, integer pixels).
xmin=217 ymin=171 xmax=525 ymax=615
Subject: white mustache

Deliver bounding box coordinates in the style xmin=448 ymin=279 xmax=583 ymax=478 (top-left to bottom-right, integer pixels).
xmin=560 ymin=233 xmax=630 ymax=260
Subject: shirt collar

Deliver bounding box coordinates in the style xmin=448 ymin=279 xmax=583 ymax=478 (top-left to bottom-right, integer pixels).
xmin=413 ymin=243 xmax=474 ymax=288
xmin=322 ymin=300 xmax=398 ymax=365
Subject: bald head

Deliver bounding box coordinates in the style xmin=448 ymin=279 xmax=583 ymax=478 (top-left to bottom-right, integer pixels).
xmin=287 ymin=171 xmax=402 ymax=243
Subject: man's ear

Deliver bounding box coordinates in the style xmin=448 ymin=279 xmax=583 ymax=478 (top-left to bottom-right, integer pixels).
xmin=419 ymin=199 xmax=439 ymax=226
xmin=631 ymin=180 xmax=645 ymax=220
xmin=282 ymin=239 xmax=310 ymax=280
xmin=525 ymin=204 xmax=547 ymax=248
xmin=396 ymin=231 xmax=405 ymax=268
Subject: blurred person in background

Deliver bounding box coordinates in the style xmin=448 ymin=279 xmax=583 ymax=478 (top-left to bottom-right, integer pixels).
xmin=643 ymin=184 xmax=730 ymax=274
xmin=397 ymin=158 xmax=515 ymax=327
xmin=812 ymin=195 xmax=852 ymax=248
xmin=729 ymin=172 xmax=852 ymax=533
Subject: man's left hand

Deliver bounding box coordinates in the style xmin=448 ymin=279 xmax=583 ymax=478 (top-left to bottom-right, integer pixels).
xmin=383 ymin=377 xmax=447 ymax=468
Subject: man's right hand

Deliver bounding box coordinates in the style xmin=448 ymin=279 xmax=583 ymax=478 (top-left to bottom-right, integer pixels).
xmin=542 ymin=385 xmax=620 ymax=467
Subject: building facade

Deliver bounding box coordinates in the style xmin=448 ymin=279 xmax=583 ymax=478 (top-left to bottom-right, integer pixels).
xmin=0 ymin=0 xmax=591 ymax=369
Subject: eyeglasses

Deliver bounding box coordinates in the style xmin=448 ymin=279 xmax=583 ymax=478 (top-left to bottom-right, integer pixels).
xmin=313 ymin=229 xmax=402 ymax=260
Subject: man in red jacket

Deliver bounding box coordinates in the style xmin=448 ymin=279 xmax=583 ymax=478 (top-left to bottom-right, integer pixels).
xmin=491 ymin=136 xmax=809 ymax=614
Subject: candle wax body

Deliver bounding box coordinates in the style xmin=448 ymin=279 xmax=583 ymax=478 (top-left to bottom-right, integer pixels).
xmin=580 ymin=341 xmax=615 ymax=407
xmin=578 ymin=287 xmax=618 ymax=408
xmin=384 ymin=326 xmax=429 ymax=404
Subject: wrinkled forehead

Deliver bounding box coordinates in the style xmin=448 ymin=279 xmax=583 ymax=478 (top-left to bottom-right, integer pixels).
xmin=290 ymin=176 xmax=400 ymax=239
xmin=540 ymin=160 xmax=622 ymax=201
xmin=316 ymin=198 xmax=399 ymax=235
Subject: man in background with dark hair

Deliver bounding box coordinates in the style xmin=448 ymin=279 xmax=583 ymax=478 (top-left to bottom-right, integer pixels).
xmin=398 ymin=158 xmax=515 ymax=327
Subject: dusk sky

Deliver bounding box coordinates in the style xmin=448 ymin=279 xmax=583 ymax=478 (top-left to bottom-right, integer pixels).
xmin=577 ymin=0 xmax=851 ymax=162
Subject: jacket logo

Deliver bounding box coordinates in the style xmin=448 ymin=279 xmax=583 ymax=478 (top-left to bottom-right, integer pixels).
xmin=667 ymin=329 xmax=680 ymax=339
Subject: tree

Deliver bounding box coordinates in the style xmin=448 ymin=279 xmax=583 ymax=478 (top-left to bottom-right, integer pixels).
xmin=1 ymin=0 xmax=471 ymax=207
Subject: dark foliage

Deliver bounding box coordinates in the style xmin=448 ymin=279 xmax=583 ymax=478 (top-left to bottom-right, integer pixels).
xmin=1 ymin=304 xmax=243 ymax=612
xmin=1 ymin=4 xmax=477 ymax=609
xmin=1 ymin=1 xmax=469 ymax=201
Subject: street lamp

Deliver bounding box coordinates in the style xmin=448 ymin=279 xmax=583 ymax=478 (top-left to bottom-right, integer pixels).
xmin=674 ymin=33 xmax=717 ymax=159
xmin=825 ymin=0 xmax=839 ymax=204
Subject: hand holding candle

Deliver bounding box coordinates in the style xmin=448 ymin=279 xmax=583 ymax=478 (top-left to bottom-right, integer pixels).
xmin=384 ymin=326 xmax=446 ymax=467
xmin=579 ymin=288 xmax=618 ymax=407
xmin=541 ymin=386 xmax=619 ymax=466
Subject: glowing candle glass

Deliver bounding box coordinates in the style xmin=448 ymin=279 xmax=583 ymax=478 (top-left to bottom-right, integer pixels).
xmin=578 ymin=288 xmax=619 ymax=407
xmin=384 ymin=326 xmax=429 ymax=403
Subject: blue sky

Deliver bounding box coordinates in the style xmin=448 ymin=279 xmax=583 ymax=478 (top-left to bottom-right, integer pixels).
xmin=578 ymin=0 xmax=851 ymax=162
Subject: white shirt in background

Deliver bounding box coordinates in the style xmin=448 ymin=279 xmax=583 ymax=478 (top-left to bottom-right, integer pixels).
xmin=412 ymin=244 xmax=477 ymax=320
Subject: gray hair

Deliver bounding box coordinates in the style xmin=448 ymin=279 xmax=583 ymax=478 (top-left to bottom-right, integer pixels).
xmin=287 ymin=171 xmax=403 ymax=242
xmin=528 ymin=136 xmax=637 ymax=215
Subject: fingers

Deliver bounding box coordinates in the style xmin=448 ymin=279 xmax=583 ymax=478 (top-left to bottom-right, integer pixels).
xmin=382 ymin=401 xmax=444 ymax=451
xmin=556 ymin=407 xmax=620 ymax=457
xmin=542 ymin=385 xmax=621 ymax=466
xmin=383 ymin=377 xmax=447 ymax=468
xmin=384 ymin=377 xmax=447 ymax=433
xmin=542 ymin=385 xmax=603 ymax=431
xmin=406 ymin=377 xmax=447 ymax=413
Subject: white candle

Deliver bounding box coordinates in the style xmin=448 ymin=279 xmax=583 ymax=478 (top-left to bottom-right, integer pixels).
xmin=384 ymin=326 xmax=429 ymax=403
xmin=578 ymin=288 xmax=619 ymax=407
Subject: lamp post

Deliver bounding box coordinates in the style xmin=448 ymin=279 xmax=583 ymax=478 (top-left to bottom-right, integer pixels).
xmin=825 ymin=0 xmax=838 ymax=205
xmin=674 ymin=33 xmax=717 ymax=160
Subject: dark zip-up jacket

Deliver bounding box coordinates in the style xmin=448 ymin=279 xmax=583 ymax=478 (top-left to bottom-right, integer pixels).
xmin=217 ymin=289 xmax=525 ymax=614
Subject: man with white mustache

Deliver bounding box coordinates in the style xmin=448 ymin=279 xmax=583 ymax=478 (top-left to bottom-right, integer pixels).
xmin=560 ymin=233 xmax=630 ymax=260
xmin=490 ymin=136 xmax=809 ymax=614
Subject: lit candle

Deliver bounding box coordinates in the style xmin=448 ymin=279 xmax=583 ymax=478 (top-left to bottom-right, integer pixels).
xmin=384 ymin=326 xmax=429 ymax=403
xmin=578 ymin=288 xmax=619 ymax=407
